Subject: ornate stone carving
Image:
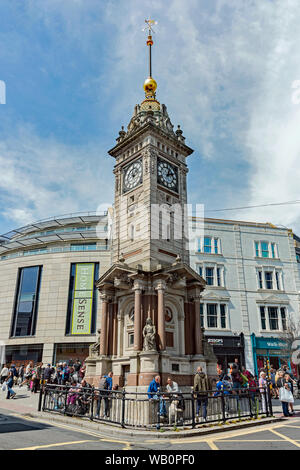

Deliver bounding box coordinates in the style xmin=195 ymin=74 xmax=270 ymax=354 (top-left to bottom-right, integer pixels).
xmin=142 ymin=318 xmax=157 ymax=351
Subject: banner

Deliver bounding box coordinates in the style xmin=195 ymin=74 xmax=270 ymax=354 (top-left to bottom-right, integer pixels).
xmin=71 ymin=263 xmax=95 ymax=335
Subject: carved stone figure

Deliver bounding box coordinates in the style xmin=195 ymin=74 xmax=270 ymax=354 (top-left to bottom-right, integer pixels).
xmin=89 ymin=329 xmax=101 ymax=357
xmin=143 ymin=318 xmax=157 ymax=351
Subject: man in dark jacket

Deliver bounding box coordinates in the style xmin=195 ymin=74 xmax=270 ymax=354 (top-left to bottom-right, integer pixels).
xmin=194 ymin=367 xmax=209 ymax=421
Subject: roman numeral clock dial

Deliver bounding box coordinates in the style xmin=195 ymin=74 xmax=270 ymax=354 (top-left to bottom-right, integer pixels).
xmin=157 ymin=158 xmax=178 ymax=192
xmin=123 ymin=160 xmax=143 ymax=192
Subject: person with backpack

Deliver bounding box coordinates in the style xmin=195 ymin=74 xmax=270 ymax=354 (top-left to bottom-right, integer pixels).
xmin=230 ymin=363 xmax=243 ymax=393
xmin=5 ymin=370 xmax=16 ymax=399
xmin=62 ymin=362 xmax=70 ymax=385
xmin=193 ymin=367 xmax=209 ymax=422
xmin=95 ymin=372 xmax=113 ymax=419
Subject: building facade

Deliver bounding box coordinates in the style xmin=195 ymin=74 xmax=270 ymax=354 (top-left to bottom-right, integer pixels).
xmin=0 ymin=212 xmax=111 ymax=365
xmin=189 ymin=218 xmax=300 ymax=376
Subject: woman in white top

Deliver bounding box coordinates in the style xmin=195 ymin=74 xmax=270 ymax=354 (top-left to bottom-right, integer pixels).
xmin=0 ymin=365 xmax=9 ymax=384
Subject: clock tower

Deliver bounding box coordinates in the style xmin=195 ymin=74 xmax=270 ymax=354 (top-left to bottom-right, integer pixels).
xmin=86 ymin=20 xmax=216 ymax=389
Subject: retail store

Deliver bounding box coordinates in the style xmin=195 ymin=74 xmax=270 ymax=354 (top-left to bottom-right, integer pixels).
xmin=206 ymin=334 xmax=245 ymax=373
xmin=250 ymin=334 xmax=294 ymax=376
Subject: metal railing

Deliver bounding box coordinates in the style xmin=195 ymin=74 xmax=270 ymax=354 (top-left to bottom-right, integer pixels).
xmin=39 ymin=384 xmax=273 ymax=430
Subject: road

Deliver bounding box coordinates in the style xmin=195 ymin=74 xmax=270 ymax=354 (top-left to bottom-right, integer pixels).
xmin=0 ymin=407 xmax=300 ymax=450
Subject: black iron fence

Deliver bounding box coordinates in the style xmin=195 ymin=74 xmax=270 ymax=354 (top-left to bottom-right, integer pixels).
xmin=38 ymin=384 xmax=273 ymax=429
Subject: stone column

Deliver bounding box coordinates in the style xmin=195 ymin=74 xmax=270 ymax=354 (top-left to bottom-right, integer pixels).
xmin=133 ymin=281 xmax=143 ymax=351
xmin=100 ymin=293 xmax=110 ymax=356
xmin=112 ymin=303 xmax=118 ymax=356
xmin=194 ymin=294 xmax=204 ymax=355
xmin=155 ymin=281 xmax=167 ymax=351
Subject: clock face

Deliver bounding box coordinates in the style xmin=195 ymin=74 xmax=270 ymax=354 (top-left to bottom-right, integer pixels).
xmin=157 ymin=158 xmax=178 ymax=191
xmin=123 ymin=160 xmax=143 ymax=192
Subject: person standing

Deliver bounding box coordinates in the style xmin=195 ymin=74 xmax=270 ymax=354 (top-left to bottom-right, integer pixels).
xmin=277 ymin=372 xmax=294 ymax=417
xmin=0 ymin=364 xmax=9 ymax=384
xmin=193 ymin=367 xmax=209 ymax=422
xmin=6 ymin=370 xmax=16 ymax=400
xmin=259 ymin=371 xmax=268 ymax=413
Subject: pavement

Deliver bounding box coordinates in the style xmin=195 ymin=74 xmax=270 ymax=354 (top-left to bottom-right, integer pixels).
xmin=1 ymin=387 xmax=300 ymax=450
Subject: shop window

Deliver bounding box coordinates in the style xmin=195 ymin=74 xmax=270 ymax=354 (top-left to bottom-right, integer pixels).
xmin=11 ymin=266 xmax=43 ymax=337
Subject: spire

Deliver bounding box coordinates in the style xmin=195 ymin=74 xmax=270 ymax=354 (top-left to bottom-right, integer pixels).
xmin=141 ymin=18 xmax=160 ymax=111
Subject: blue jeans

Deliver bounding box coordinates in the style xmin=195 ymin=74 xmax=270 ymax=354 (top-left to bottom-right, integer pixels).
xmin=282 ymin=401 xmax=289 ymax=417
xmin=196 ymin=397 xmax=208 ymax=419
xmin=153 ymin=395 xmax=167 ymax=416
xmin=6 ymin=385 xmax=15 ymax=399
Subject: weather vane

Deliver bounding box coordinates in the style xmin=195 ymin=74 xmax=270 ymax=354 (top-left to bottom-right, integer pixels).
xmin=142 ymin=18 xmax=158 ymax=98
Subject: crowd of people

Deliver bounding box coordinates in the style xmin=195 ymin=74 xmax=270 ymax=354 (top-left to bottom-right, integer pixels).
xmin=0 ymin=359 xmax=87 ymax=400
xmin=1 ymin=356 xmax=298 ymax=420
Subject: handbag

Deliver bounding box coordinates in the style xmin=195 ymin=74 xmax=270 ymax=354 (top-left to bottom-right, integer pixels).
xmin=2 ymin=383 xmax=7 ymax=392
xmin=280 ymin=386 xmax=294 ymax=403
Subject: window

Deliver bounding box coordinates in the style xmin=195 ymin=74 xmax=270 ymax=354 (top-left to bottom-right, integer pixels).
xmin=128 ymin=333 xmax=134 ymax=347
xmin=198 ymin=263 xmax=224 ymax=287
xmin=70 ymin=243 xmax=97 ymax=252
xmin=275 ymin=272 xmax=280 ymax=290
xmin=204 ymin=237 xmax=212 ymax=253
xmin=205 ymin=267 xmax=214 ymax=286
xmin=11 ymin=266 xmax=43 ymax=337
xmin=220 ymin=304 xmax=226 ymax=328
xmin=258 ymin=270 xmax=263 ymax=289
xmin=200 ymin=303 xmax=204 ymax=328
xmin=257 ymin=268 xmax=282 ymax=290
xmin=268 ymin=307 xmax=279 ymax=330
xmin=207 ymin=304 xmax=218 ymax=328
xmin=260 ymin=306 xmax=266 ymax=330
xmin=280 ymin=308 xmax=287 ymax=330
xmin=197 ymin=237 xmax=220 ymax=254
xmin=261 ymin=242 xmax=269 ymax=258
xmin=255 ymin=242 xmax=260 ymax=257
xmin=66 ymin=263 xmax=99 ymax=335
xmin=265 ymin=272 xmax=273 ymax=289
xmin=254 ymin=241 xmax=278 ymax=258
xmin=217 ymin=268 xmax=221 ymax=287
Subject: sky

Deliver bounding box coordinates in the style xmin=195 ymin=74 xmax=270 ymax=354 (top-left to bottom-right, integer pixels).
xmin=1 ymin=0 xmax=300 ymax=235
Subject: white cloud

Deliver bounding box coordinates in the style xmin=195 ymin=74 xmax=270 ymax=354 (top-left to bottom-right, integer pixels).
xmin=2 ymin=0 xmax=300 ymax=233
xmin=0 ymin=126 xmax=113 ymax=231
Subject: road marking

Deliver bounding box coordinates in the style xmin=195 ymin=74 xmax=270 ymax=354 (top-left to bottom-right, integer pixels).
xmin=12 ymin=413 xmax=132 ymax=449
xmin=206 ymin=439 xmax=218 ymax=450
xmin=15 ymin=440 xmax=95 ymax=450
xmin=270 ymin=429 xmax=300 ymax=448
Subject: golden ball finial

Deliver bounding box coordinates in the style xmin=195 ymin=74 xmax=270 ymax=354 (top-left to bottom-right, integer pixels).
xmin=143 ymin=77 xmax=157 ymax=96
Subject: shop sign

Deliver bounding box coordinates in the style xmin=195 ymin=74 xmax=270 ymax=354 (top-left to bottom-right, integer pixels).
xmin=71 ymin=263 xmax=95 ymax=335
xmin=208 ymin=338 xmax=223 ymax=346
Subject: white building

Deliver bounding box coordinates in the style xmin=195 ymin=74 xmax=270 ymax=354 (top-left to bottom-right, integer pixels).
xmin=189 ymin=217 xmax=300 ymax=376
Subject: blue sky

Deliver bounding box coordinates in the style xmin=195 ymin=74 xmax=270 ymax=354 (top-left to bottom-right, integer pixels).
xmin=1 ymin=0 xmax=300 ymax=234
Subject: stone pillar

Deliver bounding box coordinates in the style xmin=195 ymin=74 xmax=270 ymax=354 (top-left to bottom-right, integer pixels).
xmin=155 ymin=281 xmax=167 ymax=351
xmin=194 ymin=295 xmax=204 ymax=355
xmin=113 ymin=303 xmax=118 ymax=356
xmin=100 ymin=293 xmax=109 ymax=355
xmin=133 ymin=281 xmax=143 ymax=351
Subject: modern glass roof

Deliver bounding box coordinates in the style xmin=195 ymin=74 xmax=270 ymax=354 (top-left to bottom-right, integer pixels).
xmin=0 ymin=211 xmax=108 ymax=254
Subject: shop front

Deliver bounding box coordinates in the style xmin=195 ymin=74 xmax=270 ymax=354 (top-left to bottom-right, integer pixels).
xmin=53 ymin=343 xmax=91 ymax=365
xmin=251 ymin=334 xmax=294 ymax=377
xmin=4 ymin=344 xmax=43 ymax=367
xmin=205 ymin=334 xmax=245 ymax=374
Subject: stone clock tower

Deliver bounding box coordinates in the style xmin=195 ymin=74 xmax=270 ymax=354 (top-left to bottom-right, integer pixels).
xmin=86 ymin=20 xmax=216 ymax=388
